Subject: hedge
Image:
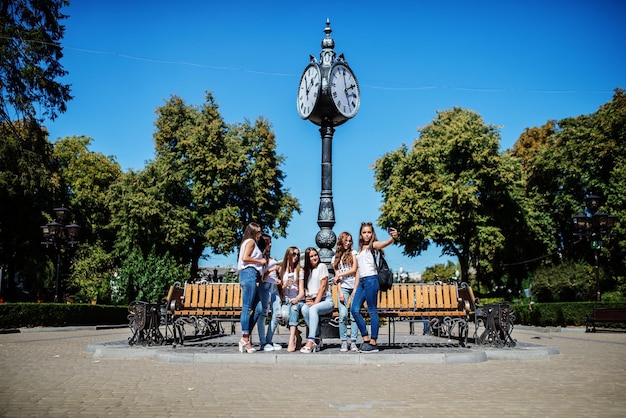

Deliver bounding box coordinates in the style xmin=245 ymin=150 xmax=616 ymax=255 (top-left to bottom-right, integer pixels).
xmin=513 ymin=301 xmax=626 ymax=327
xmin=0 ymin=303 xmax=128 ymax=329
xmin=2 ymin=301 xmax=625 ymax=330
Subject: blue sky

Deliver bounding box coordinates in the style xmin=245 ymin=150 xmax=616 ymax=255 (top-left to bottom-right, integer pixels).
xmin=46 ymin=1 xmax=625 ymax=274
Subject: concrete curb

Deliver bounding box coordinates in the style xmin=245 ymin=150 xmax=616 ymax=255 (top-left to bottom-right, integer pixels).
xmin=88 ymin=340 xmax=558 ymax=365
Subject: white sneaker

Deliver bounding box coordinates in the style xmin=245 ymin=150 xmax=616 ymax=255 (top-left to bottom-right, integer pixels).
xmin=272 ymin=343 xmax=282 ymax=351
xmin=350 ymin=342 xmax=358 ymax=352
xmin=263 ymin=344 xmax=274 ymax=351
xmin=340 ymin=341 xmax=348 ymax=352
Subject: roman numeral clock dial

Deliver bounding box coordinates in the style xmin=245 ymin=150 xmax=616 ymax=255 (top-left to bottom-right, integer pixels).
xmin=296 ymin=64 xmax=321 ymax=119
xmin=329 ymin=63 xmax=360 ymax=119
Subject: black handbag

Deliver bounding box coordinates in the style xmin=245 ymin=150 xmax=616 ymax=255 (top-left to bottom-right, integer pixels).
xmin=370 ymin=247 xmax=393 ymax=292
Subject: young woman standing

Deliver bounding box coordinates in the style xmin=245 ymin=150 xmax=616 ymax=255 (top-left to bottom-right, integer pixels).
xmin=279 ymin=246 xmax=305 ymax=352
xmin=236 ymin=222 xmax=267 ymax=353
xmin=350 ymin=222 xmax=398 ymax=353
xmin=300 ymin=247 xmax=335 ymax=353
xmin=333 ymin=232 xmax=359 ymax=352
xmin=253 ymin=233 xmax=282 ymax=351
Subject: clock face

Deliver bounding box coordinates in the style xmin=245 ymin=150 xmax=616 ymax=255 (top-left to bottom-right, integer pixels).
xmin=297 ymin=64 xmax=321 ymax=119
xmin=329 ymin=64 xmax=360 ymax=118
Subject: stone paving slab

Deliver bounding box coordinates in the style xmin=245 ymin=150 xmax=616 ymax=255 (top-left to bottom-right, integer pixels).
xmin=1 ymin=323 xmax=625 ymax=417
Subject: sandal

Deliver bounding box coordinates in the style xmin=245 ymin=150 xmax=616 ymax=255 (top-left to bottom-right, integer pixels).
xmin=238 ymin=339 xmax=256 ymax=354
xmin=300 ymin=342 xmax=317 ymax=353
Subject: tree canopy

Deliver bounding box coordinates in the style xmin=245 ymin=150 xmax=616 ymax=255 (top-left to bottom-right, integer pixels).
xmin=109 ymin=92 xmax=301 ymax=279
xmin=0 ymin=0 xmax=71 ymax=124
xmin=373 ymin=107 xmax=535 ymax=287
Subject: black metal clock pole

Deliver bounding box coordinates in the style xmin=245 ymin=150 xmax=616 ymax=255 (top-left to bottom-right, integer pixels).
xmin=296 ymin=19 xmax=360 ymax=269
xmin=315 ymin=124 xmax=336 ymax=265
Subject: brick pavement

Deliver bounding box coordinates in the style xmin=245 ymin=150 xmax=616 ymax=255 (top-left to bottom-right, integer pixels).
xmin=1 ymin=323 xmax=625 ymax=417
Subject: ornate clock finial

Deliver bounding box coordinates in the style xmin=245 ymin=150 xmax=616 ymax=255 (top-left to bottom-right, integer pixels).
xmin=320 ymin=19 xmax=335 ymax=66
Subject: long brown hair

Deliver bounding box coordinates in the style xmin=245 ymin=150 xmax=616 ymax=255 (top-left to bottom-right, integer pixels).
xmin=333 ymin=232 xmax=354 ymax=271
xmin=358 ymin=222 xmax=384 ymax=254
xmin=303 ymin=247 xmax=318 ymax=287
xmin=279 ymin=246 xmax=301 ymax=279
xmin=237 ymin=222 xmax=261 ymax=258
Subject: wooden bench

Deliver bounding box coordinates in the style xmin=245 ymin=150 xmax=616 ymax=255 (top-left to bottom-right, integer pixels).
xmin=585 ymin=307 xmax=626 ymax=332
xmin=325 ymin=282 xmax=477 ymax=346
xmin=163 ymin=281 xmax=478 ymax=346
xmin=163 ymin=281 xmax=242 ymax=345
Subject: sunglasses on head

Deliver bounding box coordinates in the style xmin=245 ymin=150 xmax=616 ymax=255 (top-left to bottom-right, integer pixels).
xmin=361 ymin=222 xmax=373 ymax=226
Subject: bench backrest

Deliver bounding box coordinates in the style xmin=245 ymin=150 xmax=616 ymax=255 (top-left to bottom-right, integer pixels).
xmin=593 ymin=307 xmax=626 ymax=321
xmin=331 ymin=282 xmax=474 ymax=313
xmin=180 ymin=283 xmax=242 ymax=312
xmin=169 ymin=281 xmax=476 ymax=315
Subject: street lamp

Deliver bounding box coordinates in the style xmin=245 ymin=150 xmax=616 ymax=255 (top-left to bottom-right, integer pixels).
xmin=572 ymin=195 xmax=615 ymax=301
xmin=41 ymin=205 xmax=81 ymax=302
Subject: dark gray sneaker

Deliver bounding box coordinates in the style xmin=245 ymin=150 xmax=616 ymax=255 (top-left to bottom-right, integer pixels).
xmin=359 ymin=342 xmax=379 ymax=353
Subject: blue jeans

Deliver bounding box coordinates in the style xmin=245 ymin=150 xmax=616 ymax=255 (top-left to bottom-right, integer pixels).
xmin=288 ymin=301 xmax=304 ymax=326
xmin=350 ymin=275 xmax=379 ymax=340
xmin=239 ymin=267 xmax=260 ymax=335
xmin=301 ymin=298 xmax=335 ymax=340
xmin=253 ymin=282 xmax=280 ymax=345
xmin=338 ymin=287 xmax=358 ymax=341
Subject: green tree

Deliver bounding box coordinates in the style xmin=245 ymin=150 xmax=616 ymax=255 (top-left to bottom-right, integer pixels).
xmin=0 ymin=120 xmax=55 ymax=300
xmin=421 ymin=261 xmax=460 ymax=283
xmin=522 ymin=88 xmax=626 ymax=294
xmin=52 ymin=136 xmax=122 ymax=248
xmin=68 ymin=244 xmax=114 ymax=304
xmin=530 ymin=260 xmax=595 ymax=302
xmin=114 ymin=246 xmax=187 ymax=304
xmin=145 ymin=92 xmax=300 ymax=278
xmin=0 ymin=0 xmax=71 ymax=124
xmin=373 ymin=107 xmax=533 ymax=291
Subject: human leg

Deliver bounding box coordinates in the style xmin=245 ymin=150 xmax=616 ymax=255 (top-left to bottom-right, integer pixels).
xmin=363 ymin=275 xmax=380 ymax=342
xmin=345 ymin=287 xmax=359 ymax=343
xmin=337 ymin=287 xmax=351 ymax=341
xmin=356 ymin=276 xmax=380 ymax=353
xmin=265 ymin=285 xmax=281 ymax=349
xmin=350 ymin=282 xmax=369 ymax=339
xmin=287 ymin=301 xmax=303 ymax=352
xmin=238 ymin=268 xmax=259 ymax=353
xmin=254 ymin=281 xmax=271 ymax=346
xmin=305 ymin=299 xmax=335 ymax=340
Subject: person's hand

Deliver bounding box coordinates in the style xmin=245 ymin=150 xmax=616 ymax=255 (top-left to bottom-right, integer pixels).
xmin=388 ymin=227 xmax=398 ymax=240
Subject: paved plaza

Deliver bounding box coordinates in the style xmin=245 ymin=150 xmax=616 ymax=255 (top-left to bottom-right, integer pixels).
xmin=0 ymin=322 xmax=625 ymax=417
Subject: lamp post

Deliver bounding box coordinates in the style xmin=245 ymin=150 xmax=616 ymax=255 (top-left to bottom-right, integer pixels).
xmin=41 ymin=205 xmax=81 ymax=302
xmin=296 ymin=20 xmax=360 ymax=267
xmin=572 ymin=195 xmax=615 ymax=301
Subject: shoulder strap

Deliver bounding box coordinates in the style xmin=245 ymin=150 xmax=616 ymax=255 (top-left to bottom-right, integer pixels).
xmin=370 ymin=246 xmax=379 ymax=271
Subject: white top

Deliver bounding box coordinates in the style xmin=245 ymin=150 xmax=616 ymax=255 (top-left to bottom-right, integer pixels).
xmin=305 ymin=263 xmax=330 ymax=299
xmin=236 ymin=238 xmax=264 ymax=274
xmin=332 ymin=250 xmax=357 ymax=289
xmin=281 ymin=269 xmax=304 ymax=300
xmin=263 ymin=258 xmax=280 ymax=285
xmin=356 ymin=248 xmax=377 ymax=278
